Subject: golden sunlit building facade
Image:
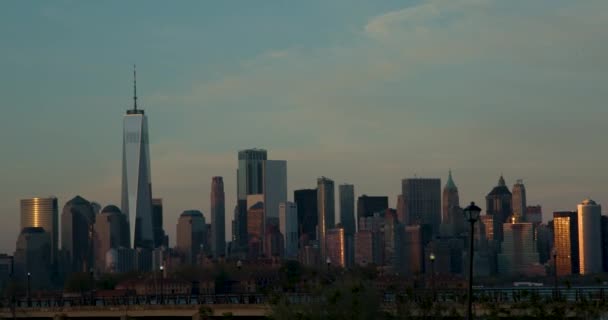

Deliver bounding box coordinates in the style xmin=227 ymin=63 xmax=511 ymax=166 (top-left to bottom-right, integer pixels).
xmin=578 ymin=199 xmax=602 ymax=275
xmin=553 ymin=211 xmax=579 ymax=276
xmin=20 ymin=197 xmax=58 ymax=264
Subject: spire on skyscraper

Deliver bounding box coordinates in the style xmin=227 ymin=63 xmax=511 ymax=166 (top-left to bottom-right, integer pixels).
xmin=133 ymin=64 xmax=138 ymax=111
xmin=498 ymin=174 xmax=506 ymax=187
xmin=445 ymin=170 xmax=457 ymax=190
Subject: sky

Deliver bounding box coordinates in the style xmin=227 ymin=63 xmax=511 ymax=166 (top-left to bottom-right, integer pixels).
xmin=0 ymin=0 xmax=607 ymax=253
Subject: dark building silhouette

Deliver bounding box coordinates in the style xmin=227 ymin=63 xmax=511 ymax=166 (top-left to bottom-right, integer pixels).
xmin=94 ymin=205 xmax=129 ymax=272
xmin=401 ymin=178 xmax=441 ymax=235
xmin=553 ymin=211 xmax=579 ymax=275
xmin=211 ymin=177 xmax=226 ymax=258
xmin=13 ymin=227 xmax=51 ymax=289
xmin=339 ymin=184 xmax=356 ymax=236
xmin=61 ymin=196 xmax=95 ymax=273
xmin=294 ymin=189 xmax=318 ymax=246
xmin=317 ymin=177 xmax=335 ymax=263
xmin=247 ymin=202 xmax=265 ymax=259
xmin=20 ymin=197 xmax=58 ymax=265
xmin=356 ymin=195 xmax=388 ymax=226
xmin=151 ymin=198 xmax=166 ymax=248
xmin=176 ymin=210 xmax=205 ymax=265
xmin=602 ymin=216 xmax=608 ymax=273
xmin=485 ymin=175 xmax=512 ymax=243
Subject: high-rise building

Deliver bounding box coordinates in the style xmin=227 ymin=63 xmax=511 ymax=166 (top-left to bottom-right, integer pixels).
xmin=263 ymin=160 xmax=287 ymax=222
xmin=294 ymin=189 xmax=317 ymax=245
xmin=176 ymin=210 xmax=205 ymax=265
xmin=401 ymin=178 xmax=441 ymax=235
xmin=384 ymin=210 xmax=404 ymax=271
xmin=339 ymin=184 xmax=355 ymax=236
xmin=326 ymin=227 xmax=346 ymax=268
xmin=442 ymin=171 xmax=464 ymax=236
xmin=396 ymin=195 xmax=407 ymax=225
xmin=578 ymin=199 xmax=602 ymax=275
xmin=20 ymin=197 xmax=58 ymax=264
xmin=403 ymin=225 xmax=424 ymax=275
xmin=485 ymin=175 xmax=512 ymax=243
xmin=264 ymin=224 xmax=284 ymax=258
xmin=317 ymin=177 xmax=335 ymax=263
xmin=497 ymin=216 xmax=539 ymax=275
xmin=279 ymin=202 xmax=298 ymax=259
xmin=553 ymin=211 xmax=579 ymax=276
xmin=236 ymin=149 xmax=267 ymax=251
xmin=121 ymin=68 xmax=154 ymax=249
xmin=601 ymin=216 xmax=608 ymax=273
xmin=13 ymin=227 xmax=52 ymax=288
xmin=356 ymin=195 xmax=388 ymax=225
xmin=211 ymin=177 xmax=226 ymax=258
xmin=247 ymin=201 xmax=265 ymax=259
xmin=61 ymin=196 xmax=95 ymax=273
xmin=151 ymin=198 xmax=166 ymax=248
xmin=512 ymin=180 xmax=527 ymax=221
xmin=354 ymin=230 xmax=383 ymax=266
xmin=94 ymin=205 xmax=129 ymax=272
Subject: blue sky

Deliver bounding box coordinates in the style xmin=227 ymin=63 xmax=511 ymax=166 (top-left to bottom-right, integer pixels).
xmin=1 ymin=0 xmax=607 ymax=252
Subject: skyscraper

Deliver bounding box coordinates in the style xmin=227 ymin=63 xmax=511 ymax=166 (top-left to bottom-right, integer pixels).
xmin=326 ymin=227 xmax=346 ymax=268
xmin=13 ymin=227 xmax=51 ymax=288
xmin=151 ymin=198 xmax=166 ymax=248
xmin=279 ymin=202 xmax=298 ymax=259
xmin=263 ymin=160 xmax=287 ymax=221
xmin=176 ymin=210 xmax=206 ymax=265
xmin=356 ymin=195 xmax=388 ymax=223
xmin=512 ymin=180 xmax=527 ymax=221
xmin=236 ymin=149 xmax=267 ymax=251
xmin=578 ymin=199 xmax=602 ymax=275
xmin=442 ymin=171 xmax=464 ymax=235
xmin=497 ymin=215 xmax=539 ymax=275
xmin=339 ymin=184 xmax=355 ymax=236
xmin=94 ymin=205 xmax=129 ymax=272
xmin=396 ymin=195 xmax=407 ymax=225
xmin=317 ymin=177 xmax=335 ymax=263
xmin=121 ymin=67 xmax=154 ymax=249
xmin=485 ymin=175 xmax=512 ymax=243
xmin=247 ymin=201 xmax=265 ymax=259
xmin=553 ymin=211 xmax=579 ymax=276
xmin=61 ymin=196 xmax=95 ymax=273
xmin=294 ymin=189 xmax=318 ymax=245
xmin=211 ymin=177 xmax=226 ymax=258
xmin=20 ymin=197 xmax=58 ymax=264
xmin=401 ymin=178 xmax=441 ymax=235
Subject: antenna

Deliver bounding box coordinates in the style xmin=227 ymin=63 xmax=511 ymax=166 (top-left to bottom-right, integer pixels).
xmin=133 ymin=64 xmax=138 ymax=111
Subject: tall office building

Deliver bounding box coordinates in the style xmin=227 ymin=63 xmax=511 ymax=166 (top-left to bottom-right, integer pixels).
xmin=396 ymin=195 xmax=407 ymax=225
xmin=512 ymin=180 xmax=527 ymax=221
xmin=13 ymin=227 xmax=51 ymax=288
xmin=176 ymin=210 xmax=206 ymax=265
xmin=401 ymin=178 xmax=441 ymax=235
xmin=61 ymin=196 xmax=95 ymax=273
xmin=151 ymin=198 xmax=166 ymax=248
xmin=247 ymin=201 xmax=265 ymax=259
xmin=211 ymin=177 xmax=226 ymax=258
xmin=279 ymin=202 xmax=298 ymax=258
xmin=442 ymin=171 xmax=463 ymax=235
xmin=553 ymin=211 xmax=579 ymax=276
xmin=326 ymin=227 xmax=346 ymax=268
xmin=236 ymin=149 xmax=267 ymax=250
xmin=578 ymin=199 xmax=602 ymax=275
xmin=497 ymin=216 xmax=539 ymax=275
xmin=20 ymin=197 xmax=58 ymax=264
xmin=357 ymin=195 xmax=388 ymax=223
xmin=317 ymin=177 xmax=335 ymax=263
xmin=94 ymin=205 xmax=129 ymax=272
xmin=121 ymin=68 xmax=154 ymax=249
xmin=339 ymin=184 xmax=355 ymax=236
xmin=403 ymin=225 xmax=424 ymax=275
xmin=263 ymin=160 xmax=287 ymax=222
xmin=526 ymin=205 xmax=543 ymax=225
xmin=485 ymin=175 xmax=512 ymax=243
xmin=339 ymin=184 xmax=355 ymax=268
xmin=294 ymin=189 xmax=318 ymax=245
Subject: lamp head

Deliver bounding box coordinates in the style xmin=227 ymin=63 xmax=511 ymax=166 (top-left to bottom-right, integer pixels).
xmin=463 ymin=202 xmax=482 ymax=222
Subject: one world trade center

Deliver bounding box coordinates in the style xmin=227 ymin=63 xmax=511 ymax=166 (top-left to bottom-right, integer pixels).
xmin=121 ymin=66 xmax=154 ymax=248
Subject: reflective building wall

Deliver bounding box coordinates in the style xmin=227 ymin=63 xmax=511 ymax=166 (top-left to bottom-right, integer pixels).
xmin=20 ymin=197 xmax=58 ymax=264
xmin=553 ymin=211 xmax=579 ymax=276
xmin=317 ymin=177 xmax=335 ymax=263
xmin=578 ymin=199 xmax=602 ymax=275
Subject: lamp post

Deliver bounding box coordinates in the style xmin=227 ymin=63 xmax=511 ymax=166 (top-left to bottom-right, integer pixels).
xmin=553 ymin=249 xmax=558 ymax=300
xmin=26 ymin=272 xmax=31 ymax=307
xmin=429 ymin=253 xmax=436 ymax=302
xmin=463 ymin=202 xmax=481 ymax=320
xmin=237 ymin=260 xmax=243 ymax=271
xmin=326 ymin=257 xmax=331 ymax=272
xmin=159 ymin=265 xmax=164 ymax=305
xmin=89 ymin=268 xmax=95 ymax=305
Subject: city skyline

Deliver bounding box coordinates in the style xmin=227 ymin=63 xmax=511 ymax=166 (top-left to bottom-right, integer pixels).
xmin=1 ymin=0 xmax=608 ymax=253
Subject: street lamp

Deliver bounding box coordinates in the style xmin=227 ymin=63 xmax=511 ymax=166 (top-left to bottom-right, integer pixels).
xmin=237 ymin=260 xmax=243 ymax=271
xmin=463 ymin=201 xmax=481 ymax=320
xmin=429 ymin=253 xmax=436 ymax=302
xmin=159 ymin=265 xmax=164 ymax=305
xmin=89 ymin=268 xmax=95 ymax=305
xmin=553 ymin=249 xmax=559 ymax=300
xmin=26 ymin=272 xmax=31 ymax=307
xmin=326 ymin=257 xmax=331 ymax=272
